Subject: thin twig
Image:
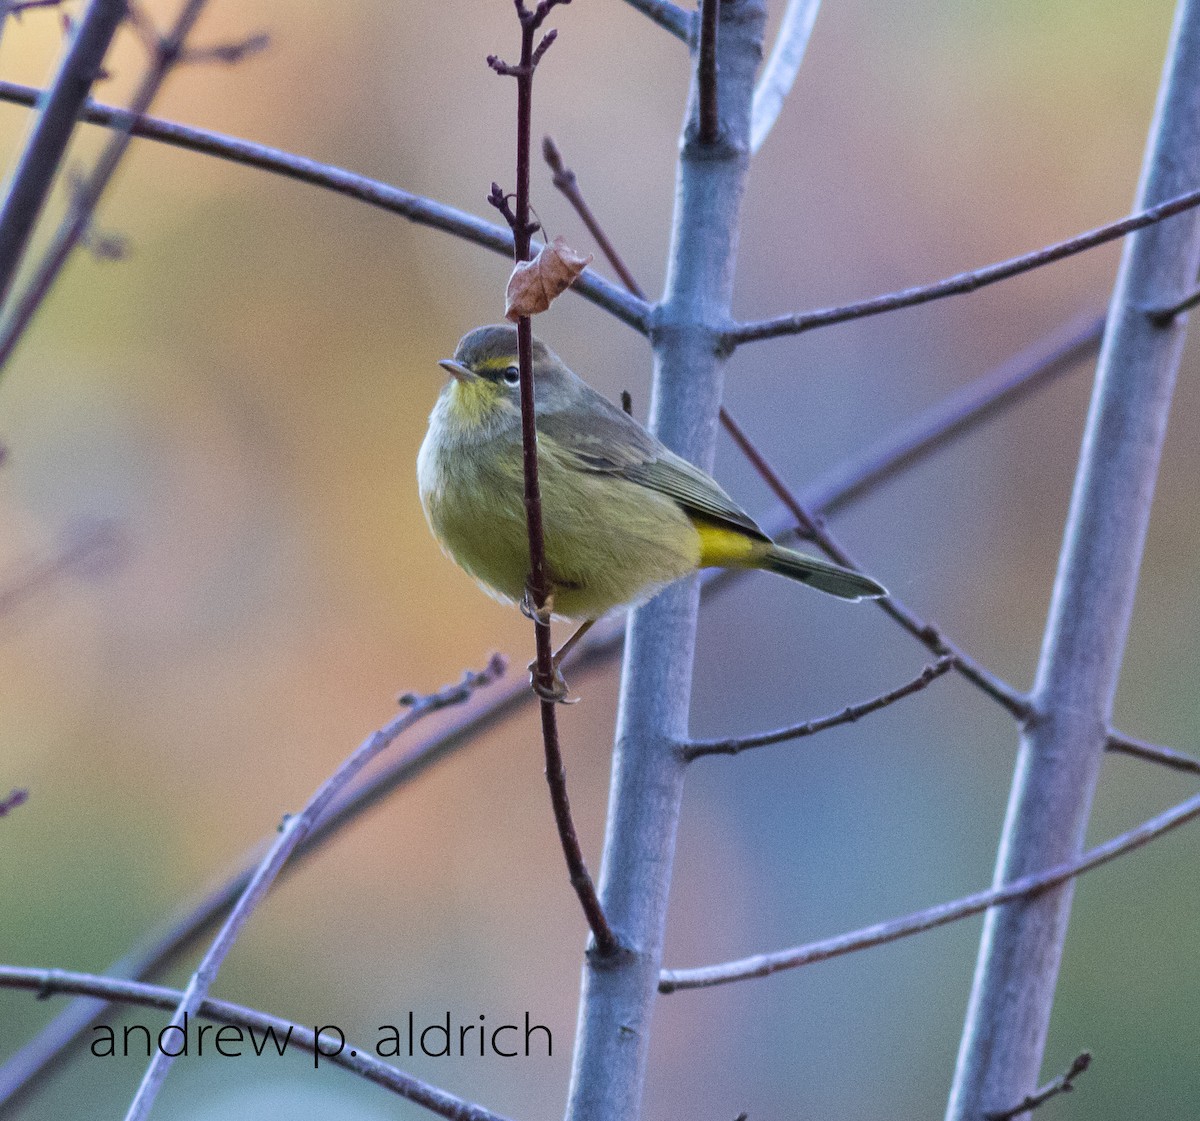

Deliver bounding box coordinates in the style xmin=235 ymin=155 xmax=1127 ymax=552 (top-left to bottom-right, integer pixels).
xmin=181 ymin=30 xmax=270 ymax=66
xmin=1149 ymin=279 xmax=1200 ymax=323
xmin=683 ymin=655 xmax=953 ymax=759
xmin=658 ymin=786 xmax=1200 ymax=991
xmin=618 ymin=0 xmax=692 ymax=41
xmin=488 ymin=0 xmax=619 ymax=960
xmin=543 ymin=136 xmax=647 ymax=298
xmin=0 ymin=788 xmax=29 ymax=816
xmin=719 ymin=408 xmax=1031 ymax=719
xmin=0 ymin=80 xmax=651 ymax=334
xmin=0 ymin=0 xmax=220 ymax=375
xmin=726 ymin=182 xmax=1200 ymax=346
xmin=804 ymin=310 xmax=1105 ymax=518
xmin=0 ymin=517 xmax=124 ymax=624
xmin=986 ymin=1052 xmax=1092 ymax=1121
xmin=0 ymin=966 xmax=515 ymax=1121
xmin=750 ymin=0 xmax=822 ymax=153
xmin=9 ymin=1 xmax=71 ymax=13
xmin=1105 ymin=732 xmax=1200 ymax=775
xmin=121 ymin=657 xmax=507 ymax=1121
xmin=697 ymin=0 xmax=719 ymax=144
xmin=0 ymin=0 xmax=125 ymax=308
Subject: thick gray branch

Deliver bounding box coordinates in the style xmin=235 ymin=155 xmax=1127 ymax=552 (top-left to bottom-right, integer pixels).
xmin=620 ymin=0 xmax=693 ymax=42
xmin=946 ymin=3 xmax=1200 ymax=1116
xmin=749 ymin=0 xmax=821 ymax=152
xmin=564 ymin=5 xmax=766 ymax=1120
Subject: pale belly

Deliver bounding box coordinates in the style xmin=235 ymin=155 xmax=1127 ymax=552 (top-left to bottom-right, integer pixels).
xmin=417 ymin=432 xmax=701 ymax=619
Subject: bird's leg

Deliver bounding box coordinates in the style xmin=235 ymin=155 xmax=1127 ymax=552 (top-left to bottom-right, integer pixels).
xmin=552 ymin=618 xmax=594 ymax=667
xmin=526 ymin=616 xmax=593 ymax=705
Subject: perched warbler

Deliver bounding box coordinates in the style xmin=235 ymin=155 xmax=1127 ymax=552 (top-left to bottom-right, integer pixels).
xmin=417 ymin=324 xmax=885 ymax=635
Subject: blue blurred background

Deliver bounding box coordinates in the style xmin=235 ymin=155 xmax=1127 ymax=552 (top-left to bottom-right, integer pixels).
xmin=1 ymin=1 xmax=1197 ymax=1118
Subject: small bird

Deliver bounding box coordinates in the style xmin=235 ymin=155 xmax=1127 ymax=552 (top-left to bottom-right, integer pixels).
xmin=417 ymin=325 xmax=885 ymax=692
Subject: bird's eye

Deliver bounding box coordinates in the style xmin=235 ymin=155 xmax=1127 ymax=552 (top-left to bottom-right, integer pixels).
xmin=502 ymin=365 xmax=521 ymax=385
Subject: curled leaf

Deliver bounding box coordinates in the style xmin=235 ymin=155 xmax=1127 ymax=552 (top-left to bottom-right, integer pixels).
xmin=505 ymin=236 xmax=593 ymax=320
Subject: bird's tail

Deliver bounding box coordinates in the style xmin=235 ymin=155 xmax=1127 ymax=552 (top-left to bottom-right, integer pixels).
xmin=761 ymin=544 xmax=887 ymax=601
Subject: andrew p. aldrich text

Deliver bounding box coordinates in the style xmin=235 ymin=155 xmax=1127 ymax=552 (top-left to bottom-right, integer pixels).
xmin=91 ymin=1010 xmax=553 ymax=1067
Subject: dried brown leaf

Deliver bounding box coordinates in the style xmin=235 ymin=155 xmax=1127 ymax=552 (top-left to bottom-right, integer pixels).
xmin=505 ymin=236 xmax=593 ymax=320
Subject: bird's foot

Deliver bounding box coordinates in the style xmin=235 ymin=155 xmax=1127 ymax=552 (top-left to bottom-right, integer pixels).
xmin=519 ymin=589 xmax=555 ymax=626
xmin=528 ymin=658 xmax=579 ymax=704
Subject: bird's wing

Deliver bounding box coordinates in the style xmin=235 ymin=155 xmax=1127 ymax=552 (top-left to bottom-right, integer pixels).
xmin=538 ymin=394 xmax=768 ymax=540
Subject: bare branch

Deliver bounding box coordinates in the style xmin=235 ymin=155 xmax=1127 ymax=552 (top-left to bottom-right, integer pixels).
xmin=1149 ymin=279 xmax=1200 ymax=323
xmin=726 ymin=182 xmax=1200 ymax=347
xmin=1105 ymin=732 xmax=1200 ymax=775
xmin=121 ymin=657 xmax=507 ymax=1121
xmin=0 ymin=0 xmax=125 ymax=308
xmin=0 ymin=788 xmax=29 ymax=816
xmin=543 ymin=135 xmax=648 ymax=299
xmin=489 ymin=5 xmax=619 ymax=959
xmin=9 ymin=1 xmax=71 ymax=13
xmin=986 ymin=1052 xmax=1092 ymax=1121
xmin=948 ymin=7 xmax=1200 ymax=1113
xmin=697 ymin=0 xmax=719 ymax=144
xmin=750 ymin=0 xmax=822 ymax=153
xmin=718 ymin=408 xmax=1031 ymax=719
xmin=683 ymin=655 xmax=953 ymax=758
xmin=0 ymin=965 xmax=515 ymax=1121
xmin=619 ymin=0 xmax=693 ymax=41
xmin=0 ymin=517 xmax=124 ymax=624
xmin=181 ymin=30 xmax=270 ymax=66
xmin=536 ymin=134 xmax=1074 ymax=726
xmin=658 ymin=787 xmax=1200 ymax=992
xmin=805 ymin=310 xmax=1105 ymax=519
xmin=0 ymin=0 xmax=223 ymax=376
xmin=0 ymin=664 xmax=548 ymax=1108
xmin=0 ymin=80 xmax=651 ymax=334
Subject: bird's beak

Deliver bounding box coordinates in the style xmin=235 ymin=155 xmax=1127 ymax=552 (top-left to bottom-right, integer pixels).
xmin=438 ymin=359 xmax=476 ymax=383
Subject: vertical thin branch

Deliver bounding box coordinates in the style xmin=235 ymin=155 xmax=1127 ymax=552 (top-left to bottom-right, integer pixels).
xmin=564 ymin=4 xmax=767 ymax=1120
xmin=0 ymin=0 xmax=125 ymax=307
xmin=696 ymin=0 xmax=720 ymax=145
xmin=488 ymin=2 xmax=619 ymax=959
xmin=946 ymin=2 xmax=1200 ymax=1116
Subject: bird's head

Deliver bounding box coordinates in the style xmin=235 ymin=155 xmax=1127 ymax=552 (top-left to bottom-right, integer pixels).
xmin=437 ymin=324 xmax=574 ymax=427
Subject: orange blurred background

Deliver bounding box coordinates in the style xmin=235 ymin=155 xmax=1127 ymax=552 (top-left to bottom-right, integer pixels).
xmin=1 ymin=2 xmax=1197 ymax=1118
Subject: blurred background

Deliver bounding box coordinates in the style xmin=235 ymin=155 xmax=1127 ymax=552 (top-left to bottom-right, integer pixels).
xmin=1 ymin=0 xmax=1198 ymax=1118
